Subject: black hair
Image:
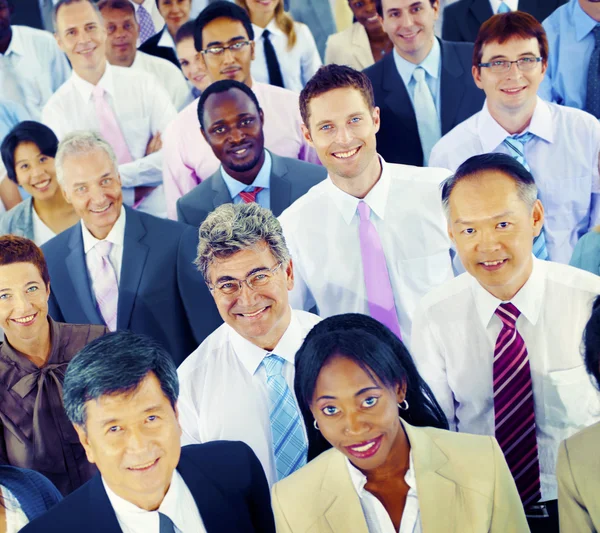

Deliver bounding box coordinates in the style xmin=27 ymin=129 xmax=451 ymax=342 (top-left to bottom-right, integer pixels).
xmin=175 ymin=19 xmax=195 ymax=45
xmin=0 ymin=121 xmax=59 ymax=184
xmin=584 ymin=295 xmax=600 ymax=390
xmin=294 ymin=313 xmax=449 ymax=460
xmin=193 ymin=0 xmax=254 ymax=52
xmin=197 ymin=79 xmax=262 ymax=130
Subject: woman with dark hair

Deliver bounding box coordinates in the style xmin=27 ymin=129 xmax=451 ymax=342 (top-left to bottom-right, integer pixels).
xmin=272 ymin=314 xmax=528 ymax=532
xmin=0 ymin=121 xmax=78 ymax=245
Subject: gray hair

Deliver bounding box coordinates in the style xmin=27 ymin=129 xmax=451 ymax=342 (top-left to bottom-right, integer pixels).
xmin=55 ymin=130 xmax=119 ymax=188
xmin=54 ymin=0 xmax=103 ymax=30
xmin=195 ymin=202 xmax=291 ymax=282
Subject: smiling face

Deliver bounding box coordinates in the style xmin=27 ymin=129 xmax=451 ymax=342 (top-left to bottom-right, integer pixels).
xmin=74 ymin=372 xmax=182 ymax=511
xmin=176 ymin=36 xmax=211 ymax=92
xmin=102 ymin=6 xmax=138 ymax=67
xmin=13 ymin=142 xmax=60 ymax=202
xmin=157 ymin=0 xmax=191 ymax=36
xmin=349 ymin=0 xmax=382 ymax=32
xmin=245 ymin=0 xmax=279 ymax=20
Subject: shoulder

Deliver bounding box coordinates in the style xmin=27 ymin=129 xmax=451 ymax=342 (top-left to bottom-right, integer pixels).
xmin=386 ymin=162 xmax=451 ymax=186
xmin=363 ymin=56 xmax=387 ymax=79
xmin=132 ymin=209 xmax=189 ymax=237
xmin=42 ymin=224 xmax=78 ymax=256
xmin=255 ymin=83 xmax=300 ymax=107
xmin=13 ymin=25 xmax=55 ymax=44
xmin=415 ymin=273 xmax=473 ymax=315
xmin=548 ymin=101 xmax=600 ymax=132
xmin=441 ymin=39 xmax=475 ymax=63
xmin=274 ymin=154 xmax=327 ymax=180
xmin=0 ymin=466 xmax=61 ymax=513
xmin=0 ymin=198 xmax=32 ymax=233
xmin=177 ymin=324 xmax=230 ymax=381
xmin=443 ymin=0 xmax=466 ymax=17
xmin=543 ymin=260 xmax=600 ymax=294
xmin=543 ymin=1 xmax=569 ymax=29
xmin=326 ymin=25 xmax=354 ymax=48
xmin=561 ymin=422 xmax=600 ymax=459
xmin=111 ymin=64 xmax=155 ymax=86
xmin=278 ymin=180 xmax=330 ymax=225
xmin=573 ymin=230 xmax=600 ymax=256
xmin=292 ymin=309 xmax=322 ymax=331
xmin=55 ymin=321 xmax=109 ymax=342
xmin=43 ymin=77 xmax=75 ymax=108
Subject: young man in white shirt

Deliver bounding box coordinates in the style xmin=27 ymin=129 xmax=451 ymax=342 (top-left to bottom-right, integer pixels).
xmin=278 ymin=64 xmax=454 ymax=347
xmin=177 ymin=202 xmax=321 ymax=487
xmin=411 ymin=153 xmax=600 ymax=533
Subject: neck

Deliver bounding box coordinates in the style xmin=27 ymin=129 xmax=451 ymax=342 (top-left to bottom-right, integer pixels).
xmin=252 ymin=11 xmax=275 ymax=29
xmin=330 ymin=154 xmax=382 ymax=199
xmin=7 ymin=320 xmax=52 ymax=368
xmin=395 ymin=37 xmax=433 ymax=65
xmin=223 ymin=150 xmax=265 ymax=186
xmin=252 ymin=306 xmax=291 ymax=352
xmin=0 ymin=27 xmax=12 ymax=54
xmin=33 ymin=188 xmax=74 ymax=216
xmin=484 ymin=257 xmax=533 ymax=302
xmin=487 ymin=98 xmax=537 ymax=135
xmin=76 ymin=58 xmax=107 ymax=86
xmin=363 ymin=421 xmax=410 ymax=483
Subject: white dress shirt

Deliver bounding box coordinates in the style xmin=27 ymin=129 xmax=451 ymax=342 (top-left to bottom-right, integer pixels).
xmin=31 ymin=208 xmax=56 ymax=247
xmin=0 ymin=25 xmax=70 ymax=120
xmin=250 ymin=20 xmax=322 ymax=93
xmin=278 ymin=158 xmax=454 ymax=347
xmin=104 ymin=470 xmax=205 ymax=533
xmin=131 ymin=0 xmax=165 ymax=46
xmin=0 ymin=485 xmax=29 ymax=533
xmin=489 ymin=0 xmax=518 ymax=13
xmin=429 ymin=97 xmax=600 ymax=264
xmin=347 ymin=453 xmax=422 ymax=533
xmin=177 ymin=309 xmax=321 ymax=487
xmin=411 ymin=258 xmax=600 ymax=501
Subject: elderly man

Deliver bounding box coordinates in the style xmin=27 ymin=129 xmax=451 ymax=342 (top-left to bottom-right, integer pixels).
xmin=177 ymin=203 xmax=321 ymax=487
xmin=21 ymin=331 xmax=275 ymax=533
xmin=411 ymin=153 xmax=600 ymax=533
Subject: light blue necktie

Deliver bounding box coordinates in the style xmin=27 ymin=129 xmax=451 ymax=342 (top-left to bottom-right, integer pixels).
xmin=412 ymin=67 xmax=441 ymax=166
xmin=503 ymin=132 xmax=549 ymax=260
xmin=159 ymin=513 xmax=175 ymax=533
xmin=498 ymin=2 xmax=511 ymax=13
xmin=262 ymin=355 xmax=307 ymax=481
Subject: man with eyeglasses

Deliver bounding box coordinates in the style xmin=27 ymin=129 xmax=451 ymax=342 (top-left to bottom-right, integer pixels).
xmin=429 ymin=11 xmax=600 ymax=264
xmin=177 ymin=202 xmax=321 ymax=488
xmin=162 ymin=1 xmax=320 ymax=220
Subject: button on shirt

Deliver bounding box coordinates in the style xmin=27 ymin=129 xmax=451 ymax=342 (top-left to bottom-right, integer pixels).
xmin=220 ymin=149 xmax=272 ymax=209
xmin=177 ymin=309 xmax=321 ymax=488
xmin=104 ymin=470 xmax=206 ymax=533
xmin=410 ymin=258 xmax=600 ymax=500
xmin=278 ymin=157 xmax=454 ymax=347
xmin=429 ymin=97 xmax=600 ymax=264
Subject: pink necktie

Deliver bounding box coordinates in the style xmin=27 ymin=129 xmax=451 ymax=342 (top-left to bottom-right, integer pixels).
xmin=137 ymin=4 xmax=156 ymax=45
xmin=357 ymin=201 xmax=401 ymax=338
xmin=239 ymin=187 xmax=264 ymax=203
xmin=89 ymin=241 xmax=119 ymax=332
xmin=92 ymin=85 xmax=133 ymax=165
xmin=494 ymin=303 xmax=541 ymax=507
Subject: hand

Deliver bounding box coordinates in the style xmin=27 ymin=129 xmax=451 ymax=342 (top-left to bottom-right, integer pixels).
xmin=145 ymin=132 xmax=162 ymax=155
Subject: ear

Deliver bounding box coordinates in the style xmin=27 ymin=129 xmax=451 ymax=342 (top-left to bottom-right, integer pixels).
xmin=301 ymin=123 xmax=314 ymax=148
xmin=74 ymin=424 xmax=96 ymax=464
xmin=395 ymin=381 xmax=408 ymax=404
xmin=173 ymin=402 xmax=183 ymax=436
xmin=250 ymin=40 xmax=255 ymax=61
xmin=372 ymin=106 xmax=381 ymax=134
xmin=531 ymin=198 xmax=544 ymax=237
xmin=432 ymin=0 xmax=440 ymax=19
xmin=285 ymin=258 xmax=294 ymax=291
xmin=259 ymin=108 xmax=265 ymax=127
xmin=45 ymin=281 xmax=51 ymax=301
xmin=472 ymin=65 xmax=483 ymax=89
xmin=447 ymin=222 xmax=455 ymax=244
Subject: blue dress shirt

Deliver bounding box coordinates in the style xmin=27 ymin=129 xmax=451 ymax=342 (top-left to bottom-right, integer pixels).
xmin=0 ymin=99 xmax=29 ymax=143
xmin=220 ymin=149 xmax=272 ymax=209
xmin=539 ymin=0 xmax=599 ymax=110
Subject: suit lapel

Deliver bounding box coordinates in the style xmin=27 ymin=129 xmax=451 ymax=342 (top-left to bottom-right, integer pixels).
xmin=381 ymin=53 xmax=419 ymax=134
xmin=83 ymin=475 xmax=123 ymax=533
xmin=269 ymin=152 xmax=291 ymax=217
xmin=212 ymin=170 xmax=234 ymax=210
xmin=352 ymin=24 xmax=374 ymax=70
xmin=440 ymin=40 xmax=468 ymax=134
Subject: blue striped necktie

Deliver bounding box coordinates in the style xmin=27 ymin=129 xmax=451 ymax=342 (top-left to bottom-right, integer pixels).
xmin=262 ymin=354 xmax=307 ymax=480
xmin=503 ymin=132 xmax=549 ymax=260
xmin=497 ymin=2 xmax=511 ymax=13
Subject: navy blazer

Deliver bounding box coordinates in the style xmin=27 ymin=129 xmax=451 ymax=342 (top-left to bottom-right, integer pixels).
xmin=138 ymin=27 xmax=180 ymax=68
xmin=41 ymin=207 xmax=198 ymax=366
xmin=363 ymin=39 xmax=485 ymax=167
xmin=442 ymin=0 xmax=567 ymax=43
xmin=176 ymin=151 xmax=327 ymax=227
xmin=21 ymin=442 xmax=276 ymax=533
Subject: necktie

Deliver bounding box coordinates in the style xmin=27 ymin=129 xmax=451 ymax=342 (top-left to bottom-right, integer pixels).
xmin=262 ymin=355 xmax=307 ymax=480
xmin=585 ymin=25 xmax=600 ymax=119
xmin=239 ymin=186 xmax=264 ymax=204
xmin=493 ymin=303 xmax=541 ymax=507
xmin=262 ymin=30 xmax=284 ymax=88
xmin=502 ymin=133 xmax=549 ymax=260
xmin=497 ymin=2 xmax=511 ymax=13
xmin=137 ymin=4 xmax=156 ymax=45
xmin=88 ymin=241 xmax=119 ymax=331
xmin=92 ymin=85 xmax=133 ymax=165
xmin=412 ymin=67 xmax=441 ymax=166
xmin=357 ymin=201 xmax=402 ymax=338
xmin=158 ymin=512 xmax=176 ymax=533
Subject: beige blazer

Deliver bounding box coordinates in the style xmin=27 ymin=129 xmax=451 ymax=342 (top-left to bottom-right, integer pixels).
xmin=557 ymin=421 xmax=600 ymax=532
xmin=324 ymin=23 xmax=375 ymax=71
xmin=272 ymin=422 xmax=529 ymax=533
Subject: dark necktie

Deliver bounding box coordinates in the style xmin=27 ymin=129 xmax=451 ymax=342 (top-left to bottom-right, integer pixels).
xmin=239 ymin=186 xmax=264 ymax=204
xmin=262 ymin=30 xmax=284 ymax=88
xmin=585 ymin=25 xmax=600 ymax=119
xmin=159 ymin=512 xmax=176 ymax=533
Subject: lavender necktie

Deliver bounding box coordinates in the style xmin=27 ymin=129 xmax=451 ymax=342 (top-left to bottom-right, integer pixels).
xmin=92 ymin=85 xmax=133 ymax=165
xmin=137 ymin=4 xmax=156 ymax=45
xmin=357 ymin=201 xmax=401 ymax=338
xmin=89 ymin=241 xmax=119 ymax=331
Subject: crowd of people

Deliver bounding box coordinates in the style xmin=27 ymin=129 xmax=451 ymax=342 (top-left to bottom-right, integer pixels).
xmin=0 ymin=0 xmax=599 ymax=531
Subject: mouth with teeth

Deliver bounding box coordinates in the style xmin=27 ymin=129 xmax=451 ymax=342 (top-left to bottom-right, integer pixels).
xmin=11 ymin=312 xmax=38 ymax=326
xmin=480 ymin=259 xmax=508 ymax=271
xmin=229 ymin=143 xmax=254 ymax=159
xmin=501 ymin=86 xmax=527 ymax=95
xmin=127 ymin=458 xmax=159 ymax=472
xmin=31 ymin=179 xmax=51 ymax=191
xmin=89 ymin=203 xmax=113 ymax=214
xmin=235 ymin=306 xmax=269 ymax=319
xmin=332 ymin=146 xmax=361 ymax=160
xmin=345 ymin=435 xmax=384 ymax=459
xmin=397 ymin=29 xmax=421 ymax=42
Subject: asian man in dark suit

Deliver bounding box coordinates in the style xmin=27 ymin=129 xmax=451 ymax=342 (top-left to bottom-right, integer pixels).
xmin=21 ymin=331 xmax=275 ymax=533
xmin=365 ymin=0 xmax=485 ymax=167
xmin=176 ymin=79 xmax=327 ymax=227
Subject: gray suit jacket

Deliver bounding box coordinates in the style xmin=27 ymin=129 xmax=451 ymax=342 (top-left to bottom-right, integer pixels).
xmin=176 ymin=152 xmax=327 ymax=227
xmin=288 ymin=0 xmax=336 ymax=61
xmin=0 ymin=197 xmax=34 ymax=240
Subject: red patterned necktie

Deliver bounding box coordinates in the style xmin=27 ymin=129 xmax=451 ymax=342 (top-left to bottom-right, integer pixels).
xmin=494 ymin=303 xmax=541 ymax=507
xmin=239 ymin=187 xmax=264 ymax=204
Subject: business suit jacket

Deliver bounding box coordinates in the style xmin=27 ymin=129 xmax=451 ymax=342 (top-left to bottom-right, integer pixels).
xmin=325 ymin=23 xmax=376 ymax=71
xmin=363 ymin=40 xmax=485 ymax=167
xmin=569 ymin=230 xmax=600 ymax=275
xmin=0 ymin=196 xmax=35 ymax=240
xmin=176 ymin=152 xmax=327 ymax=227
xmin=138 ymin=27 xmax=180 ymax=69
xmin=289 ymin=0 xmax=337 ymax=61
xmin=272 ymin=421 xmax=528 ymax=533
xmin=21 ymin=441 xmax=276 ymax=533
xmin=41 ymin=207 xmax=198 ymax=366
xmin=441 ymin=0 xmax=568 ymax=42
xmin=9 ymin=0 xmax=54 ymax=31
xmin=557 ymin=421 xmax=600 ymax=533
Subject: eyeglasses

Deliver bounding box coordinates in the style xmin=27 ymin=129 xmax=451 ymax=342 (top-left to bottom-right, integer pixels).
xmin=208 ymin=262 xmax=283 ymax=296
xmin=201 ymin=40 xmax=252 ymax=58
xmin=478 ymin=57 xmax=542 ymax=73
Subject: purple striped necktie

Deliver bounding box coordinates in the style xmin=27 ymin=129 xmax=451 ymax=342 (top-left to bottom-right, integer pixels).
xmin=357 ymin=201 xmax=401 ymax=338
xmin=89 ymin=241 xmax=119 ymax=331
xmin=494 ymin=302 xmax=541 ymax=507
xmin=137 ymin=4 xmax=156 ymax=45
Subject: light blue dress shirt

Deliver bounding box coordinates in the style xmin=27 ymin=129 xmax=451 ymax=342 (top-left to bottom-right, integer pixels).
xmin=392 ymin=38 xmax=442 ymax=122
xmin=0 ymin=100 xmax=29 ymax=143
xmin=220 ymin=149 xmax=272 ymax=210
xmin=539 ymin=0 xmax=599 ymax=111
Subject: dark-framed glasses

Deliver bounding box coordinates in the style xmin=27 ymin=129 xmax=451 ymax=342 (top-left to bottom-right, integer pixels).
xmin=201 ymin=40 xmax=253 ymax=57
xmin=478 ymin=57 xmax=542 ymax=73
xmin=208 ymin=262 xmax=283 ymax=296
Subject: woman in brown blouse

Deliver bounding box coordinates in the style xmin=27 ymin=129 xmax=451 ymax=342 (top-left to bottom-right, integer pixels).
xmin=0 ymin=235 xmax=108 ymax=496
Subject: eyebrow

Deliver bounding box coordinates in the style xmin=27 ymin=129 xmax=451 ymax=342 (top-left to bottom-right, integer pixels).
xmin=387 ymin=1 xmax=422 ymax=12
xmin=99 ymin=404 xmax=164 ymax=427
xmin=0 ymin=281 xmax=39 ymax=292
xmin=314 ymin=112 xmax=363 ymax=129
xmin=210 ymin=112 xmax=255 ymax=126
xmin=214 ymin=266 xmax=270 ymax=284
xmin=205 ymin=35 xmax=245 ymax=48
xmin=71 ymin=172 xmax=112 ymax=188
xmin=455 ymin=210 xmax=515 ymax=225
xmin=486 ymin=52 xmax=537 ymax=62
xmin=315 ymin=386 xmax=382 ymax=402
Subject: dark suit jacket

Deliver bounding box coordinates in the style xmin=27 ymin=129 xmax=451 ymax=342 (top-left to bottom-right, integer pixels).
xmin=138 ymin=26 xmax=180 ymax=68
xmin=176 ymin=151 xmax=327 ymax=227
xmin=442 ymin=0 xmax=568 ymax=43
xmin=21 ymin=442 xmax=276 ymax=533
xmin=363 ymin=39 xmax=485 ymax=167
xmin=9 ymin=0 xmax=52 ymax=31
xmin=41 ymin=207 xmax=197 ymax=366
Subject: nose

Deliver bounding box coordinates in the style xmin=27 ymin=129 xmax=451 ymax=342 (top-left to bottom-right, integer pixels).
xmin=235 ymin=280 xmax=258 ymax=307
xmin=229 ymin=127 xmax=245 ymax=144
xmin=476 ymin=228 xmax=502 ymax=253
xmin=89 ymin=184 xmax=107 ymax=205
xmin=343 ymin=411 xmax=369 ymax=436
xmin=221 ymin=47 xmax=236 ymax=64
xmin=124 ymin=426 xmax=149 ymax=454
xmin=505 ymin=61 xmax=523 ymax=79
xmin=335 ymin=126 xmax=353 ymax=146
xmin=12 ymin=290 xmax=34 ymax=317
xmin=397 ymin=10 xmax=415 ymax=28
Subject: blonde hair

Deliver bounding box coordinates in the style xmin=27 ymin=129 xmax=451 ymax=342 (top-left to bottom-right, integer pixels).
xmin=235 ymin=0 xmax=296 ymax=50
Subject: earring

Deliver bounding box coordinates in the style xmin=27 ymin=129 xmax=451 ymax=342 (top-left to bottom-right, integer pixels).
xmin=313 ymin=420 xmax=319 ymax=431
xmin=398 ymin=400 xmax=409 ymax=411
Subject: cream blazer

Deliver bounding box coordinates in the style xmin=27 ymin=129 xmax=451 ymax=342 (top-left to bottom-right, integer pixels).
xmin=271 ymin=422 xmax=529 ymax=533
xmin=324 ymin=23 xmax=375 ymax=71
xmin=557 ymin=421 xmax=600 ymax=532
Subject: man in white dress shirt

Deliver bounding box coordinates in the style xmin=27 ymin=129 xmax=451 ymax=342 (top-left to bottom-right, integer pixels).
xmin=177 ymin=202 xmax=321 ymax=488
xmin=411 ymin=153 xmax=600 ymax=533
xmin=278 ymin=64 xmax=454 ymax=347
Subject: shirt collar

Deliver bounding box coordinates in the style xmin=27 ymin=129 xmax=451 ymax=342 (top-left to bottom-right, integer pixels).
xmin=254 ymin=19 xmax=284 ymax=38
xmin=3 ymin=26 xmax=24 ymax=57
xmin=346 ymin=450 xmax=417 ymax=496
xmin=158 ymin=28 xmax=175 ymax=49
xmin=393 ymin=37 xmax=441 ymax=87
xmin=82 ymin=205 xmax=126 ymax=254
xmin=71 ymin=61 xmax=113 ymax=102
xmin=573 ymin=0 xmax=600 ymax=42
xmin=220 ymin=150 xmax=272 ymax=201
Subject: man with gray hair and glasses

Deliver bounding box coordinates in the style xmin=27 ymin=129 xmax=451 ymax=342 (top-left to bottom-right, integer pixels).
xmin=21 ymin=330 xmax=275 ymax=533
xmin=177 ymin=202 xmax=321 ymax=487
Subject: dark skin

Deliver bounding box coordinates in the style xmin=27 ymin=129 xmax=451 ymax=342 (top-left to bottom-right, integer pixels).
xmin=0 ymin=0 xmax=13 ymax=55
xmin=348 ymin=0 xmax=393 ymax=60
xmin=311 ymin=355 xmax=411 ymax=531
